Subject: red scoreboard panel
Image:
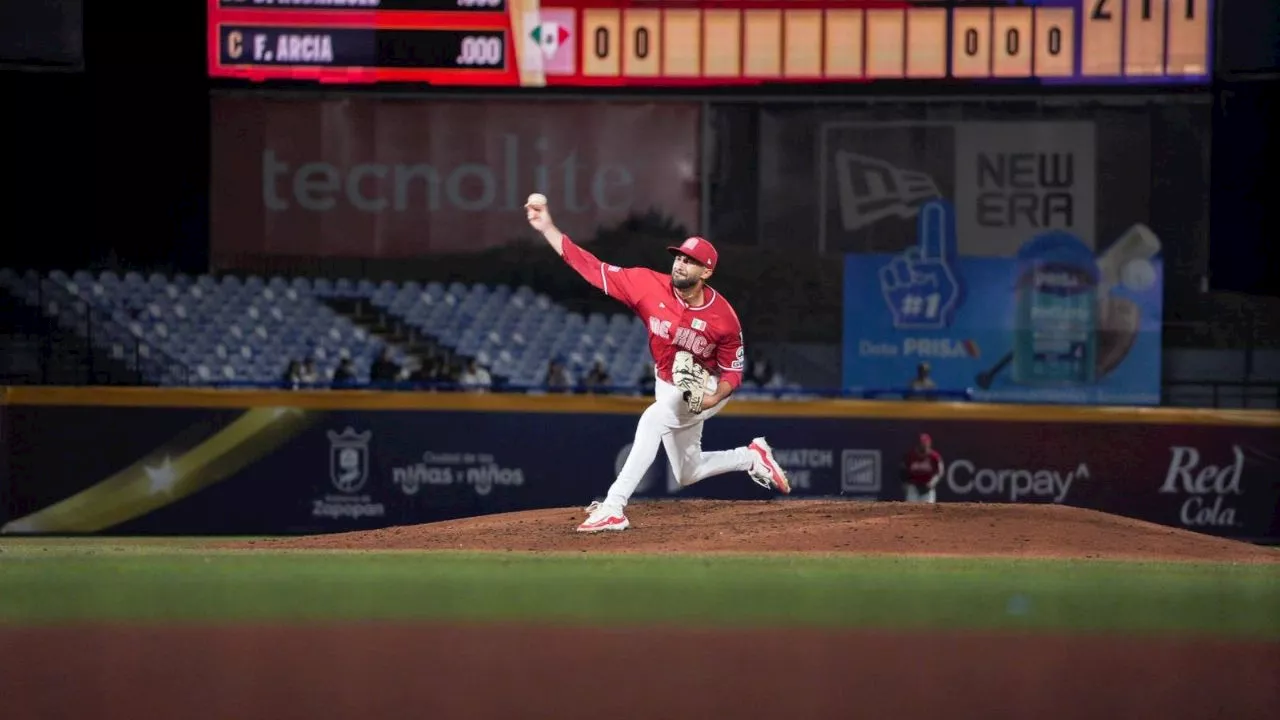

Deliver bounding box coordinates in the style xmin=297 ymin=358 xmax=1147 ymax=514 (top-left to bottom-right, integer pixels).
xmin=207 ymin=0 xmax=1213 ymax=87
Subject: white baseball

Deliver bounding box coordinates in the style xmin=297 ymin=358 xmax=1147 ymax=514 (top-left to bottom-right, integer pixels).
xmin=1120 ymin=258 xmax=1156 ymax=292
xmin=526 ymin=193 xmax=547 ymax=208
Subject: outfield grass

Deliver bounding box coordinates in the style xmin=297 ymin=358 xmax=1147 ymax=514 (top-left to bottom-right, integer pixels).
xmin=1 ymin=540 xmax=1278 ymax=638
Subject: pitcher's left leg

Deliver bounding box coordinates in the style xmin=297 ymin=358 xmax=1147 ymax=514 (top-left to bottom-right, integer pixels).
xmin=652 ymin=378 xmax=790 ymax=494
xmin=663 ymin=422 xmax=755 ymax=488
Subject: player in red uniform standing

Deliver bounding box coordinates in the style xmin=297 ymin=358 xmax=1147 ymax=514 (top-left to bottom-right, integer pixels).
xmin=901 ymin=433 xmax=944 ymax=503
xmin=525 ymin=195 xmax=791 ymax=532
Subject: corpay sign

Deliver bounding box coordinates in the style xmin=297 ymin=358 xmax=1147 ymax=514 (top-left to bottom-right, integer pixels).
xmin=945 ymin=458 xmax=1086 ymax=503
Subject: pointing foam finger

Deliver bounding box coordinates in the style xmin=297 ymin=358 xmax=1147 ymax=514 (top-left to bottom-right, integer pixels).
xmin=918 ymin=202 xmax=947 ymax=261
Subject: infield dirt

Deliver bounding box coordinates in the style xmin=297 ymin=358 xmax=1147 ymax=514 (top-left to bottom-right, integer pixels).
xmin=240 ymin=500 xmax=1280 ymax=563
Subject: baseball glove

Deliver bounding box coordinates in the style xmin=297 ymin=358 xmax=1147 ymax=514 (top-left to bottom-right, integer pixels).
xmin=672 ymin=350 xmax=710 ymax=413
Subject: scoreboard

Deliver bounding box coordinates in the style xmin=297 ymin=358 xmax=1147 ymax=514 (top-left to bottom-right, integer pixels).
xmin=207 ymin=0 xmax=1214 ymax=87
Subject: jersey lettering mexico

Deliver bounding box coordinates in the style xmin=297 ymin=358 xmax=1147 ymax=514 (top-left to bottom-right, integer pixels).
xmin=903 ymin=449 xmax=944 ymax=486
xmin=560 ymin=236 xmax=745 ymax=390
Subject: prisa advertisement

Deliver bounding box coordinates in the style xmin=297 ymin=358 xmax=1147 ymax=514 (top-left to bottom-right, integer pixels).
xmin=842 ymin=199 xmax=1164 ymax=405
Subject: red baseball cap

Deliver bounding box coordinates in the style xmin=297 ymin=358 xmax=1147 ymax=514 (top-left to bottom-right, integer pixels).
xmin=667 ymin=236 xmax=719 ymax=269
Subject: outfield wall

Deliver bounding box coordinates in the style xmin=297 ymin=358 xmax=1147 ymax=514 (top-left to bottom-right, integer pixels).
xmin=1 ymin=387 xmax=1278 ymax=543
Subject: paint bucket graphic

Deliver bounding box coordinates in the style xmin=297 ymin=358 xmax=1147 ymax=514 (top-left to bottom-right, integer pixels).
xmin=1012 ymin=232 xmax=1100 ymax=386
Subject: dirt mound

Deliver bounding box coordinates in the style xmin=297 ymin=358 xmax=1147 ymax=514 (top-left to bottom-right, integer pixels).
xmin=236 ymin=500 xmax=1280 ymax=563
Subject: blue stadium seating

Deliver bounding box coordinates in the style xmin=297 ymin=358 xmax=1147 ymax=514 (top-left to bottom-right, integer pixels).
xmin=1 ymin=268 xmax=796 ymax=393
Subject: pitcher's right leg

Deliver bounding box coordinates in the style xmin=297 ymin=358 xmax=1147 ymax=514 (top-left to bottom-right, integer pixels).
xmin=578 ymin=402 xmax=668 ymax=532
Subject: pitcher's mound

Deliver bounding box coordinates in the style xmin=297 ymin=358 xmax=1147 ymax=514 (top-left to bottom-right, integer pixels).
xmin=240 ymin=500 xmax=1279 ymax=563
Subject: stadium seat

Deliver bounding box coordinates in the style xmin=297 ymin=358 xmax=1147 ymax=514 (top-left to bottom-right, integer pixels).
xmin=0 ymin=267 xmax=762 ymax=392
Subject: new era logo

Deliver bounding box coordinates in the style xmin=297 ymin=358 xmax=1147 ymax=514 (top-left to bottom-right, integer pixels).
xmin=835 ymin=152 xmax=941 ymax=232
xmin=841 ymin=449 xmax=882 ymax=494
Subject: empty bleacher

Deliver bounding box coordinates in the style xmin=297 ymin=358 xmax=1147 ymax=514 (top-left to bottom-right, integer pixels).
xmin=2 ymin=268 xmax=392 ymax=385
xmin=0 ymin=267 xmax=796 ymax=394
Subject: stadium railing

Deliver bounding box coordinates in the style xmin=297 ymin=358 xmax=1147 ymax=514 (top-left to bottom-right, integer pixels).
xmin=193 ymin=379 xmax=976 ymax=402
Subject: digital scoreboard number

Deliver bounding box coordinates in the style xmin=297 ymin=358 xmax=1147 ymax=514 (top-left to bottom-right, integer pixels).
xmin=207 ymin=0 xmax=1214 ymax=87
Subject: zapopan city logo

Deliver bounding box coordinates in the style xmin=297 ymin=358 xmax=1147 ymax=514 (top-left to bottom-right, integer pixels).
xmin=315 ymin=427 xmax=385 ymax=520
xmin=329 ymin=427 xmax=371 ymax=494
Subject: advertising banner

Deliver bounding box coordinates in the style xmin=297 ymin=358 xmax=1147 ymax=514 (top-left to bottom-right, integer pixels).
xmin=752 ymin=106 xmax=1193 ymax=259
xmin=819 ymin=120 xmax=1097 ymax=257
xmin=1 ymin=403 xmax=1276 ymax=543
xmin=842 ymin=197 xmax=1164 ymax=405
xmin=210 ymin=95 xmax=701 ymax=264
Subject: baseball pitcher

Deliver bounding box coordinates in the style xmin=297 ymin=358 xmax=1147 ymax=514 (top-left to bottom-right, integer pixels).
xmin=901 ymin=433 xmax=944 ymax=503
xmin=525 ymin=194 xmax=791 ymax=532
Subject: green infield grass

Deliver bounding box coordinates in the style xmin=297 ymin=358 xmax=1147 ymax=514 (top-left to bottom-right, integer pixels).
xmin=1 ymin=539 xmax=1278 ymax=638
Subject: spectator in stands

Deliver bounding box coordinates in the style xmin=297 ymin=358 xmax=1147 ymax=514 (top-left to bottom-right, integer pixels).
xmin=583 ymin=360 xmax=611 ymax=394
xmin=635 ymin=366 xmax=656 ymax=395
xmin=371 ymin=347 xmax=401 ymax=384
xmin=545 ymin=357 xmax=570 ymax=392
xmin=410 ymin=358 xmax=440 ymax=386
xmin=750 ymin=353 xmax=775 ymax=387
xmin=282 ymin=360 xmax=303 ymax=389
xmin=332 ymin=358 xmax=358 ymax=387
xmin=300 ymin=358 xmax=322 ymax=385
xmin=459 ymin=359 xmax=491 ymax=392
xmin=910 ymin=362 xmax=936 ymax=390
xmin=439 ymin=361 xmax=462 ymax=388
xmin=907 ymin=362 xmax=938 ymax=401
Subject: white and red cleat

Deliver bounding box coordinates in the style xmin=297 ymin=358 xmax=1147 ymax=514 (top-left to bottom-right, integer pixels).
xmin=748 ymin=437 xmax=791 ymax=494
xmin=577 ymin=500 xmax=630 ymax=533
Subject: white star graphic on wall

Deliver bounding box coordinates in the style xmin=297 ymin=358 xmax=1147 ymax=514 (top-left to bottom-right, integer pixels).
xmin=144 ymin=457 xmax=180 ymax=496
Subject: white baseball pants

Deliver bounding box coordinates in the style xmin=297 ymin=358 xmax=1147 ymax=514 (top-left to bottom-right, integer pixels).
xmin=904 ymin=483 xmax=937 ymax=503
xmin=602 ymin=376 xmax=756 ymax=509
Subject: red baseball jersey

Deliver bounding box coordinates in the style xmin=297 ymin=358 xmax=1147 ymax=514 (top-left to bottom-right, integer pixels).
xmin=560 ymin=235 xmax=745 ymax=390
xmin=903 ymin=449 xmax=944 ymax=486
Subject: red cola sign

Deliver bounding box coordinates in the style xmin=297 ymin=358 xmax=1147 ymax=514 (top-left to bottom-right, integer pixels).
xmin=914 ymin=422 xmax=1278 ymax=543
xmin=1160 ymin=445 xmax=1247 ymax=530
